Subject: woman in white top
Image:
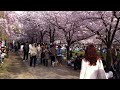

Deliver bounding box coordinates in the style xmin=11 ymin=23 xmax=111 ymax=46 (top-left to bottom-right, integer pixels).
xmin=29 ymin=44 xmax=32 ymax=54
xmin=80 ymin=44 xmax=107 ymax=79
xmin=37 ymin=44 xmax=41 ymax=63
xmin=29 ymin=43 xmax=38 ymax=67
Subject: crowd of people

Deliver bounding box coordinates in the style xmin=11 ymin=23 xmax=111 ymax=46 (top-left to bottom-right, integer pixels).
xmin=16 ymin=41 xmax=120 ymax=79
xmin=1 ymin=39 xmax=120 ymax=79
xmin=21 ymin=42 xmax=63 ymax=67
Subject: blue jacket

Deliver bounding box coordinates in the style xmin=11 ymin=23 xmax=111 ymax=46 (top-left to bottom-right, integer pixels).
xmin=57 ymin=48 xmax=62 ymax=56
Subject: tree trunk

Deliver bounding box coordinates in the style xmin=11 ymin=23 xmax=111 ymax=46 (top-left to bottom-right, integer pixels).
xmin=31 ymin=37 xmax=34 ymax=43
xmin=41 ymin=37 xmax=43 ymax=44
xmin=50 ymin=38 xmax=52 ymax=44
xmin=66 ymin=45 xmax=70 ymax=60
xmin=50 ymin=32 xmax=52 ymax=43
xmin=36 ymin=37 xmax=37 ymax=43
xmin=38 ymin=38 xmax=41 ymax=44
xmin=40 ymin=32 xmax=44 ymax=44
xmin=106 ymin=44 xmax=112 ymax=72
xmin=49 ymin=32 xmax=55 ymax=44
xmin=100 ymin=44 xmax=102 ymax=56
xmin=50 ymin=36 xmax=54 ymax=44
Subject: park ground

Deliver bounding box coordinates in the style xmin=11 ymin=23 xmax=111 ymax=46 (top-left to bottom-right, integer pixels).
xmin=0 ymin=51 xmax=79 ymax=79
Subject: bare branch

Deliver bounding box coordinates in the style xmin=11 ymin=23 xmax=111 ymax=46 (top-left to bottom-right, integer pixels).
xmin=107 ymin=11 xmax=114 ymax=42
xmin=114 ymin=37 xmax=120 ymax=44
xmin=111 ymin=18 xmax=120 ymax=43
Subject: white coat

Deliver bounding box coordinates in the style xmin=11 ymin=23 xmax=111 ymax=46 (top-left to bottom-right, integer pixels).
xmin=37 ymin=46 xmax=41 ymax=58
xmin=80 ymin=58 xmax=108 ymax=79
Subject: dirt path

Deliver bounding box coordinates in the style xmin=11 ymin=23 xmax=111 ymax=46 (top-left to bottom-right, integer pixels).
xmin=0 ymin=51 xmax=80 ymax=79
xmin=0 ymin=52 xmax=35 ymax=79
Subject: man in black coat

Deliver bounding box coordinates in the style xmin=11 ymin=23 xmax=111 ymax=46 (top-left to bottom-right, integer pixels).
xmin=23 ymin=42 xmax=29 ymax=61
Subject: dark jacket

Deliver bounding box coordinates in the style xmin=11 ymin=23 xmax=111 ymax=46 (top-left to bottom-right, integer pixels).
xmin=23 ymin=44 xmax=29 ymax=53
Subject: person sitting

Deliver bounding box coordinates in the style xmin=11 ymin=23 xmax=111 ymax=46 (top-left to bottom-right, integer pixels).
xmin=67 ymin=60 xmax=74 ymax=66
xmin=74 ymin=53 xmax=83 ymax=70
xmin=67 ymin=53 xmax=77 ymax=67
xmin=67 ymin=53 xmax=83 ymax=70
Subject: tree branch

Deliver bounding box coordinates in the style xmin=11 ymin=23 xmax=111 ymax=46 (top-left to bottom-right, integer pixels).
xmin=114 ymin=37 xmax=120 ymax=44
xmin=85 ymin=25 xmax=107 ymax=44
xmin=108 ymin=12 xmax=114 ymax=42
xmin=111 ymin=18 xmax=120 ymax=43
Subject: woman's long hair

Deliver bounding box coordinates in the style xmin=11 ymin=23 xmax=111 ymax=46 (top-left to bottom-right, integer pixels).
xmin=84 ymin=44 xmax=100 ymax=66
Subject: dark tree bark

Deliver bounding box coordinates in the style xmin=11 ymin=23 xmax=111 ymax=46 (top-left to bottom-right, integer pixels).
xmin=106 ymin=42 xmax=112 ymax=71
xmin=66 ymin=45 xmax=70 ymax=60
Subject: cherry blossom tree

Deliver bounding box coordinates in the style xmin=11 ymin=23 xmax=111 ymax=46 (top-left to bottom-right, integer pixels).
xmin=43 ymin=11 xmax=97 ymax=59
xmin=0 ymin=11 xmax=10 ymax=41
xmin=4 ymin=11 xmax=120 ymax=69
xmin=76 ymin=11 xmax=120 ymax=71
xmin=17 ymin=12 xmax=46 ymax=43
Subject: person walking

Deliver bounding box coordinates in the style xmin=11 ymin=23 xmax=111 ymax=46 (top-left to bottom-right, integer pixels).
xmin=80 ymin=44 xmax=107 ymax=79
xmin=23 ymin=42 xmax=29 ymax=61
xmin=49 ymin=44 xmax=56 ymax=65
xmin=37 ymin=43 xmax=42 ymax=64
xmin=40 ymin=44 xmax=45 ymax=64
xmin=43 ymin=45 xmax=49 ymax=67
xmin=29 ymin=43 xmax=37 ymax=67
xmin=56 ymin=45 xmax=62 ymax=66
